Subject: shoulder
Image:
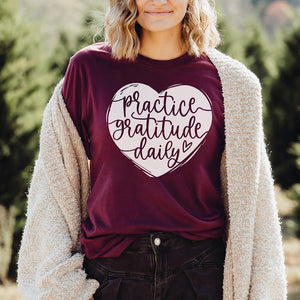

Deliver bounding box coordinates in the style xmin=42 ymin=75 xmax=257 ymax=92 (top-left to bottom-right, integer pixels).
xmin=63 ymin=42 xmax=113 ymax=91
xmin=62 ymin=43 xmax=112 ymax=103
xmin=69 ymin=42 xmax=113 ymax=68
xmin=206 ymin=48 xmax=261 ymax=93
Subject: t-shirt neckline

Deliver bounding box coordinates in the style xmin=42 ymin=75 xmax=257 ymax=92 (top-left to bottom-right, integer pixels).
xmin=136 ymin=52 xmax=194 ymax=68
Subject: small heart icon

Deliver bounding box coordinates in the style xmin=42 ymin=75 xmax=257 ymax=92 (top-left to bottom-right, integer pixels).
xmin=107 ymin=83 xmax=212 ymax=177
xmin=183 ymin=140 xmax=192 ymax=152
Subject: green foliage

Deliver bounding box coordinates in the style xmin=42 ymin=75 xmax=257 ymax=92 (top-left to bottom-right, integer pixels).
xmin=266 ymin=25 xmax=300 ymax=189
xmin=217 ymin=16 xmax=234 ymax=54
xmin=218 ymin=17 xmax=274 ymax=87
xmin=242 ymin=22 xmax=271 ymax=85
xmin=217 ymin=14 xmax=244 ymax=61
xmin=240 ymin=21 xmax=276 ymax=121
xmin=49 ymin=7 xmax=105 ymax=79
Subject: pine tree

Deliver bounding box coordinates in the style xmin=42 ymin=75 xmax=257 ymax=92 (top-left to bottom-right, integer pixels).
xmin=217 ymin=14 xmax=243 ymax=60
xmin=0 ymin=0 xmax=52 ymax=281
xmin=49 ymin=7 xmax=104 ymax=79
xmin=242 ymin=22 xmax=271 ymax=85
xmin=266 ymin=25 xmax=300 ymax=189
xmin=240 ymin=21 xmax=276 ymax=125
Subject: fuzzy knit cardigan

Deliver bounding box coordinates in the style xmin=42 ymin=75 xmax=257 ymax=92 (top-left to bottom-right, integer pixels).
xmin=17 ymin=49 xmax=287 ymax=300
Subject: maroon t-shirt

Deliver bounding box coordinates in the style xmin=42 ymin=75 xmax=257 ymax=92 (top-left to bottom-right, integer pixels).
xmin=62 ymin=42 xmax=226 ymax=258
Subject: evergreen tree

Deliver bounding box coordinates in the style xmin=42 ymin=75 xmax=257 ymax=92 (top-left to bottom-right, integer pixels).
xmin=49 ymin=7 xmax=104 ymax=79
xmin=266 ymin=25 xmax=300 ymax=189
xmin=242 ymin=22 xmax=271 ymax=85
xmin=240 ymin=21 xmax=276 ymax=119
xmin=217 ymin=14 xmax=243 ymax=60
xmin=0 ymin=0 xmax=52 ymax=281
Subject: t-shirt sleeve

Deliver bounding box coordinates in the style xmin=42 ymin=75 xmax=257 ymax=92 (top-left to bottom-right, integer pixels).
xmin=62 ymin=57 xmax=91 ymax=158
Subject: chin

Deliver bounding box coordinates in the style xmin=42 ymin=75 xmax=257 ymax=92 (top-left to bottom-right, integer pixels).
xmin=142 ymin=23 xmax=180 ymax=34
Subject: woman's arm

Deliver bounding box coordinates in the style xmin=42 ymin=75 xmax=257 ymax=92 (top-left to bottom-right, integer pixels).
xmin=17 ymin=81 xmax=99 ymax=299
xmin=249 ymin=138 xmax=287 ymax=299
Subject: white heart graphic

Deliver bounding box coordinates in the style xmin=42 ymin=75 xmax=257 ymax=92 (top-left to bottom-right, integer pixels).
xmin=107 ymin=83 xmax=212 ymax=177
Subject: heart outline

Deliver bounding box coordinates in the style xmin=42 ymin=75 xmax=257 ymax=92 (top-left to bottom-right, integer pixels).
xmin=183 ymin=140 xmax=192 ymax=152
xmin=107 ymin=83 xmax=212 ymax=177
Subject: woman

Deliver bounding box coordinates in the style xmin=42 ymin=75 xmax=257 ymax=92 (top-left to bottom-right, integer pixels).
xmin=17 ymin=0 xmax=287 ymax=299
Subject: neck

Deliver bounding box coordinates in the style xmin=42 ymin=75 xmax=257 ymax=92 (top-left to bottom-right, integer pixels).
xmin=139 ymin=27 xmax=185 ymax=60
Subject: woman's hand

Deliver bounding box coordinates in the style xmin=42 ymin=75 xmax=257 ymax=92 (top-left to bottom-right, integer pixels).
xmin=89 ymin=297 xmax=94 ymax=300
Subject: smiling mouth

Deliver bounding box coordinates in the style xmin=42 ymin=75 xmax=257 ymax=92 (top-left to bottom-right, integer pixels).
xmin=146 ymin=11 xmax=173 ymax=16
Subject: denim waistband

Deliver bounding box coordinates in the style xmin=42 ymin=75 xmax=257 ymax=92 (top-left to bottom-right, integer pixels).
xmin=84 ymin=231 xmax=225 ymax=300
xmin=125 ymin=231 xmax=223 ymax=254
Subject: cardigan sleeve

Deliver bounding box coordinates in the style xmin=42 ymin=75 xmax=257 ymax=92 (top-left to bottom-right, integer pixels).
xmin=205 ymin=48 xmax=287 ymax=299
xmin=249 ymin=136 xmax=287 ymax=299
xmin=17 ymin=81 xmax=99 ymax=299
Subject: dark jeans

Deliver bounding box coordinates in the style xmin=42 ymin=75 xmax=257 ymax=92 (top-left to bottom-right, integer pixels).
xmin=83 ymin=232 xmax=225 ymax=300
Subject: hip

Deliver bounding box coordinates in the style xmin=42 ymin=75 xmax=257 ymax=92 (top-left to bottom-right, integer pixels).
xmin=84 ymin=231 xmax=226 ymax=300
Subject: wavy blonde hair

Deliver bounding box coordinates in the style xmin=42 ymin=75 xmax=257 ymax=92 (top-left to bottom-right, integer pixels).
xmin=105 ymin=0 xmax=220 ymax=60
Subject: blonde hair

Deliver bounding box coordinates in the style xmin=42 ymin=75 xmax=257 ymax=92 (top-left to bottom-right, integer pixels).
xmin=105 ymin=0 xmax=220 ymax=60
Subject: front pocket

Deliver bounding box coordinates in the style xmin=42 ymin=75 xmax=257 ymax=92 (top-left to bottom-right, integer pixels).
xmin=187 ymin=240 xmax=226 ymax=269
xmin=180 ymin=243 xmax=225 ymax=299
xmin=183 ymin=266 xmax=224 ymax=300
xmin=84 ymin=257 xmax=109 ymax=285
xmin=94 ymin=277 xmax=122 ymax=300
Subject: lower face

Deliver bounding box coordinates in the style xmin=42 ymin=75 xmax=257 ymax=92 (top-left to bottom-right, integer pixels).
xmin=135 ymin=0 xmax=190 ymax=34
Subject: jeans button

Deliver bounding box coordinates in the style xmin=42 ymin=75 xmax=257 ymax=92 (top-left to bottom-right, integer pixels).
xmin=154 ymin=237 xmax=161 ymax=246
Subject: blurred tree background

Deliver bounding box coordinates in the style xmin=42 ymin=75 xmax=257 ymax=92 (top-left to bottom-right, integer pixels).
xmin=0 ymin=0 xmax=300 ymax=296
xmin=0 ymin=0 xmax=54 ymax=283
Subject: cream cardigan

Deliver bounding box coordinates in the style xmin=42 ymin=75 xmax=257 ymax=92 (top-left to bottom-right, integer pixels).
xmin=17 ymin=49 xmax=287 ymax=299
